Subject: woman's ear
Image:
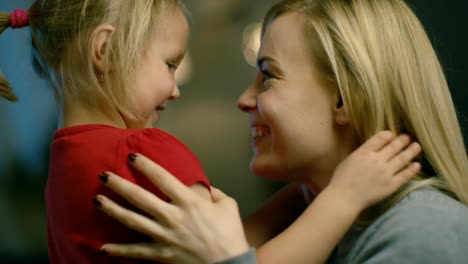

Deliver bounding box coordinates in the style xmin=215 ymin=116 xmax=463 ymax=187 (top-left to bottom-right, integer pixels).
xmin=334 ymin=95 xmax=351 ymax=125
xmin=91 ymin=24 xmax=115 ymax=74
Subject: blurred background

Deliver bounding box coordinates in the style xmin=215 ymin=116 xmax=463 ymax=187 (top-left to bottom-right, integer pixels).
xmin=0 ymin=0 xmax=466 ymax=263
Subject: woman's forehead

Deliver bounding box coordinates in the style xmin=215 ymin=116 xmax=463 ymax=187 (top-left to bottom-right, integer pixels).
xmin=259 ymin=12 xmax=312 ymax=67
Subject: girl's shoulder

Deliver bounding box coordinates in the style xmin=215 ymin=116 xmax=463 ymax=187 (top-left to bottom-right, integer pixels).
xmin=126 ymin=128 xmax=187 ymax=148
xmin=120 ymin=128 xmax=210 ymax=188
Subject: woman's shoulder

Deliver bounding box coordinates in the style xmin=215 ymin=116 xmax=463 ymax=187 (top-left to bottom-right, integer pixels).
xmin=392 ymin=187 xmax=468 ymax=215
xmin=343 ymin=188 xmax=468 ymax=263
xmin=363 ymin=188 xmax=468 ymax=231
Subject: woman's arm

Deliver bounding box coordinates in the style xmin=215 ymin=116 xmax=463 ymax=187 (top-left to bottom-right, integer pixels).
xmin=190 ymin=183 xmax=212 ymax=201
xmin=95 ymin=154 xmax=250 ymax=263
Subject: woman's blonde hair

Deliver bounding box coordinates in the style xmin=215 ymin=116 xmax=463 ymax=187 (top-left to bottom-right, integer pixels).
xmin=264 ymin=0 xmax=468 ymax=221
xmin=0 ymin=0 xmax=183 ymax=119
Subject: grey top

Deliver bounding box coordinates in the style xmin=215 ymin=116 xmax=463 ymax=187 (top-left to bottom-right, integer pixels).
xmin=330 ymin=188 xmax=468 ymax=263
xmin=213 ymin=248 xmax=257 ymax=264
xmin=219 ymin=188 xmax=468 ymax=264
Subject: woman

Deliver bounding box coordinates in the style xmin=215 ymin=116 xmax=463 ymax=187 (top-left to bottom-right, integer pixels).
xmin=93 ymin=0 xmax=468 ymax=263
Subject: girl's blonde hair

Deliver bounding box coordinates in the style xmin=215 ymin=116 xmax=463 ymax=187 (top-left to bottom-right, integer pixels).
xmin=0 ymin=0 xmax=182 ymax=119
xmin=264 ymin=0 xmax=468 ymax=222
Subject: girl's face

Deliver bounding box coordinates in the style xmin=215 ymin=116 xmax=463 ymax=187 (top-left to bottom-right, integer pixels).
xmin=128 ymin=5 xmax=189 ymax=128
xmin=238 ymin=12 xmax=354 ymax=188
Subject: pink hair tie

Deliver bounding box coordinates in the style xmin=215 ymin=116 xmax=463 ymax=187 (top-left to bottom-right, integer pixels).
xmin=9 ymin=9 xmax=29 ymax=29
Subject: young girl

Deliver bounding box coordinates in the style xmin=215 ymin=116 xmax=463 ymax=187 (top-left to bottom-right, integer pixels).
xmin=2 ymin=1 xmax=210 ymax=264
xmin=0 ymin=0 xmax=421 ymax=263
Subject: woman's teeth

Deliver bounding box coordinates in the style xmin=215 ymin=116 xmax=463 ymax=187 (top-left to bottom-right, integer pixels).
xmin=252 ymin=127 xmax=269 ymax=137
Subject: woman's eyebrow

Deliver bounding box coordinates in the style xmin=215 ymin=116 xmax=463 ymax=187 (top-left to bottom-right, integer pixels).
xmin=256 ymin=56 xmax=276 ymax=69
xmin=257 ymin=56 xmax=284 ymax=77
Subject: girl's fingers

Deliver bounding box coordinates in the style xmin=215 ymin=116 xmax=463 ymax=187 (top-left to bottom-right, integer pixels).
xmin=388 ymin=142 xmax=422 ymax=170
xmin=359 ymin=131 xmax=395 ymax=152
xmin=130 ymin=154 xmax=196 ymax=205
xmin=392 ymin=162 xmax=421 ymax=187
xmin=100 ymin=172 xmax=175 ymax=223
xmin=380 ymin=134 xmax=411 ymax=161
xmin=95 ymin=195 xmax=170 ymax=241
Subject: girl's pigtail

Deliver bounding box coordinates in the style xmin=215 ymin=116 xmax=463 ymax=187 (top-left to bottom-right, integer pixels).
xmin=0 ymin=72 xmax=18 ymax=102
xmin=0 ymin=11 xmax=9 ymax=33
xmin=0 ymin=9 xmax=29 ymax=102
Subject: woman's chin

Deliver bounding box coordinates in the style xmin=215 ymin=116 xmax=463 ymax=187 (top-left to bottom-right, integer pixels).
xmin=249 ymin=157 xmax=289 ymax=180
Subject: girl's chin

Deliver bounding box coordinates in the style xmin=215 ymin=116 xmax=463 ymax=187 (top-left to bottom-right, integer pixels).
xmin=144 ymin=112 xmax=160 ymax=128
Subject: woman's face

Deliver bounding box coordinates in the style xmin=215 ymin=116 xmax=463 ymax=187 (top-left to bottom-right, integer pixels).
xmin=238 ymin=12 xmax=353 ymax=187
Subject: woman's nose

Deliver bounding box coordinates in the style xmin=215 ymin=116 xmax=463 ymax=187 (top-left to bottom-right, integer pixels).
xmin=237 ymin=83 xmax=257 ymax=112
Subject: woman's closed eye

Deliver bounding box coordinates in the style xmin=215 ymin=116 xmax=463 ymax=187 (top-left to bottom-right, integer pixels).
xmin=261 ymin=68 xmax=273 ymax=80
xmin=260 ymin=69 xmax=275 ymax=89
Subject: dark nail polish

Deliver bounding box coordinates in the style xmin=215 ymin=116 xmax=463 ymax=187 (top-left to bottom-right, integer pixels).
xmin=98 ymin=173 xmax=108 ymax=183
xmin=92 ymin=197 xmax=102 ymax=207
xmin=128 ymin=153 xmax=137 ymax=162
xmin=97 ymin=249 xmax=107 ymax=256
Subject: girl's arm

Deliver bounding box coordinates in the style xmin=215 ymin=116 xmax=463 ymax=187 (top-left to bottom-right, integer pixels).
xmin=256 ymin=132 xmax=422 ymax=264
xmin=243 ymin=183 xmax=307 ymax=248
xmin=256 ymin=187 xmax=359 ymax=263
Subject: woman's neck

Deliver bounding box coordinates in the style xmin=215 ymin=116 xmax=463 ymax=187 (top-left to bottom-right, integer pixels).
xmin=300 ymin=128 xmax=359 ymax=195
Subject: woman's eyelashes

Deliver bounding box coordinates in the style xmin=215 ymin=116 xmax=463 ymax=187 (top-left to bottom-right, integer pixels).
xmin=260 ymin=68 xmax=275 ymax=88
xmin=261 ymin=68 xmax=272 ymax=80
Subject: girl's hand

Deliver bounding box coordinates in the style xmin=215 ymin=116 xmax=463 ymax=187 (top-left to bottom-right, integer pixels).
xmin=328 ymin=131 xmax=422 ymax=210
xmin=94 ymin=154 xmax=250 ymax=263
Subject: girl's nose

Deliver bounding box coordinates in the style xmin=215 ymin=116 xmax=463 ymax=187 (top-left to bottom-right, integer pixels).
xmin=170 ymin=84 xmax=180 ymax=100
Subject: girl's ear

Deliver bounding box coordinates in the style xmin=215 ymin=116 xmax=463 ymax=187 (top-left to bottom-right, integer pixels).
xmin=334 ymin=95 xmax=351 ymax=125
xmin=91 ymin=24 xmax=115 ymax=74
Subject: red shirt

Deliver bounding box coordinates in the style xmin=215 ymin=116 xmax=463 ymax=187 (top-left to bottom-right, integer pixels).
xmin=47 ymin=125 xmax=210 ymax=264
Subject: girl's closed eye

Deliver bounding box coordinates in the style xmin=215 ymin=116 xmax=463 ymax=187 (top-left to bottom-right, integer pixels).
xmin=167 ymin=62 xmax=178 ymax=73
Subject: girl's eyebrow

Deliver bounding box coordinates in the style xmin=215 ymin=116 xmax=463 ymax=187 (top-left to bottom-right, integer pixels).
xmin=172 ymin=51 xmax=186 ymax=63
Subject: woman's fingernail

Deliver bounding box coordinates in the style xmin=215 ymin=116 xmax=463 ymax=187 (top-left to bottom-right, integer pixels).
xmin=98 ymin=173 xmax=108 ymax=183
xmin=97 ymin=249 xmax=107 ymax=256
xmin=92 ymin=197 xmax=102 ymax=207
xmin=128 ymin=153 xmax=137 ymax=162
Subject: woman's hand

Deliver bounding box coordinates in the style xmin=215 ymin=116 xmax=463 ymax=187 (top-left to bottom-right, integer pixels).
xmin=94 ymin=154 xmax=250 ymax=263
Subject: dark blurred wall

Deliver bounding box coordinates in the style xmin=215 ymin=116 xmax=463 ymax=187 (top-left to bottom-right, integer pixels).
xmin=407 ymin=0 xmax=468 ymax=137
xmin=0 ymin=0 xmax=466 ymax=263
